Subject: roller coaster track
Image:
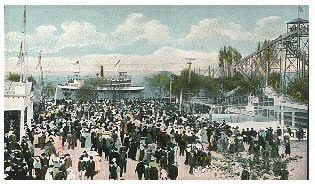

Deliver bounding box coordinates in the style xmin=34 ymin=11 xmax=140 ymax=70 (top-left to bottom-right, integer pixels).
xmin=234 ymin=23 xmax=309 ymax=84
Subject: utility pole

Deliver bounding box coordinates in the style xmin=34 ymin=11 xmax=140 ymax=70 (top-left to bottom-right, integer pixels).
xmin=179 ymin=89 xmax=183 ymax=113
xmin=169 ymin=81 xmax=173 ymax=103
xmin=185 ymin=58 xmax=195 ymax=113
xmin=54 ymin=86 xmax=58 ymax=105
xmin=185 ymin=58 xmax=195 ymax=83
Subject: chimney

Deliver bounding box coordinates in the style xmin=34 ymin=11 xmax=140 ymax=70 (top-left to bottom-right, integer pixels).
xmin=101 ymin=66 xmax=104 ymax=77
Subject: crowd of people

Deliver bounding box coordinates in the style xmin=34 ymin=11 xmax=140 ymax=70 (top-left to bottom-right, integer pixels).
xmin=4 ymin=98 xmax=304 ymax=180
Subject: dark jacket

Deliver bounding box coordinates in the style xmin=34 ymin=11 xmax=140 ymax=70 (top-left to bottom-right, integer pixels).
xmin=241 ymin=169 xmax=250 ymax=180
xmin=149 ymin=167 xmax=159 ymax=180
xmin=85 ymin=160 xmax=95 ymax=176
xmin=109 ymin=165 xmax=118 ymax=179
xmin=168 ymin=164 xmax=178 ymax=180
xmin=78 ymin=160 xmax=86 ymax=171
xmin=135 ymin=161 xmax=145 ymax=174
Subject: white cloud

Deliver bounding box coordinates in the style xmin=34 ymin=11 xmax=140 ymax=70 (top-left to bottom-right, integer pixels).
xmin=179 ymin=18 xmax=252 ymax=42
xmin=79 ymin=47 xmax=218 ymax=73
xmin=58 ymin=21 xmax=102 ymax=49
xmin=105 ymin=13 xmax=172 ymax=49
xmin=253 ymin=16 xmax=285 ymax=40
xmin=30 ymin=25 xmax=59 ymax=53
xmin=180 ymin=16 xmax=286 ymax=43
xmin=141 ymin=20 xmax=171 ymax=44
xmin=5 ymin=13 xmax=172 ymax=54
xmin=4 ymin=31 xmax=23 ymax=52
xmin=5 ymin=47 xmax=218 ymax=74
xmin=35 ymin=25 xmax=57 ymax=35
xmin=5 ymin=25 xmax=59 ymax=53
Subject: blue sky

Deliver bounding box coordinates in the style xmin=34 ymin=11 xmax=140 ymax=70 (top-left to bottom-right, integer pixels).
xmin=4 ymin=5 xmax=309 ymax=73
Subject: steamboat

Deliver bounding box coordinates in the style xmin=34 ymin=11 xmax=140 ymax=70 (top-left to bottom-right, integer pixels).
xmin=58 ymin=66 xmax=145 ymax=99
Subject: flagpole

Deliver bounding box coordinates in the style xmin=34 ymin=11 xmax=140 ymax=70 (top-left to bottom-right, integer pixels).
xmin=298 ymin=6 xmax=299 ymax=19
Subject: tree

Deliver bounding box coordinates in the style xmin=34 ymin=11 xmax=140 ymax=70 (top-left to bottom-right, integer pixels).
xmin=244 ymin=74 xmax=263 ymax=95
xmin=286 ymin=77 xmax=308 ymax=103
xmin=172 ymin=69 xmax=202 ymax=97
xmin=219 ymin=46 xmax=242 ymax=77
xmin=76 ymin=77 xmax=106 ymax=102
xmin=27 ymin=76 xmax=37 ymax=85
xmin=202 ymin=76 xmax=220 ymax=97
xmin=44 ymin=81 xmax=56 ymax=99
xmin=268 ymin=72 xmax=281 ymax=92
xmin=146 ymin=71 xmax=172 ymax=97
xmin=7 ymin=72 xmax=20 ymax=82
xmin=254 ymin=40 xmax=277 ymax=86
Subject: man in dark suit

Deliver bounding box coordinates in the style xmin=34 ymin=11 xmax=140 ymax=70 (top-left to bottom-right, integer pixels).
xmin=78 ymin=156 xmax=86 ymax=180
xmin=168 ymin=148 xmax=175 ymax=166
xmin=118 ymin=151 xmax=127 ymax=177
xmin=241 ymin=167 xmax=250 ymax=180
xmin=135 ymin=160 xmax=145 ymax=180
xmin=85 ymin=156 xmax=95 ymax=180
xmin=109 ymin=161 xmax=118 ymax=180
xmin=168 ymin=163 xmax=178 ymax=180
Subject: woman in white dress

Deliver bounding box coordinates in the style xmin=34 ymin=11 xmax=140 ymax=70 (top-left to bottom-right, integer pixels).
xmin=66 ymin=168 xmax=76 ymax=180
xmin=160 ymin=168 xmax=168 ymax=180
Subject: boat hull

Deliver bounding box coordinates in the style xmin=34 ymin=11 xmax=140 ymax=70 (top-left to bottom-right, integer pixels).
xmin=58 ymin=85 xmax=145 ymax=91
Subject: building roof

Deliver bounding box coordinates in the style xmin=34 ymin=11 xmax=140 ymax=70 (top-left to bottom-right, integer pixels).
xmin=287 ymin=18 xmax=309 ymax=24
xmin=4 ymin=81 xmax=33 ymax=97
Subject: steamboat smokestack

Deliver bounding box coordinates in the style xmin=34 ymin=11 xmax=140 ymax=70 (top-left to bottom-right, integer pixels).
xmin=101 ymin=66 xmax=104 ymax=77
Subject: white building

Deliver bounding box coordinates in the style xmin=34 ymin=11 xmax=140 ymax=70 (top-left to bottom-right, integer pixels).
xmin=4 ymin=80 xmax=34 ymax=141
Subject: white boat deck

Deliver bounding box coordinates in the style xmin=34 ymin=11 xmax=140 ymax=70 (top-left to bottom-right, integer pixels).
xmin=58 ymin=84 xmax=145 ymax=91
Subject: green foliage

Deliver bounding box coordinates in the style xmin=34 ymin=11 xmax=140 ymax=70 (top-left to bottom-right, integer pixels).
xmin=215 ymin=72 xmax=262 ymax=96
xmin=219 ymin=46 xmax=242 ymax=77
xmin=286 ymin=77 xmax=308 ymax=103
xmin=146 ymin=71 xmax=172 ymax=96
xmin=76 ymin=77 xmax=106 ymax=102
xmin=27 ymin=76 xmax=37 ymax=84
xmin=268 ymin=72 xmax=281 ymax=92
xmin=85 ymin=77 xmax=106 ymax=87
xmin=172 ymin=69 xmax=202 ymax=95
xmin=254 ymin=40 xmax=277 ymax=86
xmin=44 ymin=81 xmax=55 ymax=98
xmin=146 ymin=69 xmax=265 ymax=98
xmin=240 ymin=74 xmax=263 ymax=95
xmin=202 ymin=76 xmax=220 ymax=97
xmin=76 ymin=83 xmax=96 ymax=102
xmin=218 ymin=72 xmax=244 ymax=92
xmin=7 ymin=72 xmax=20 ymax=82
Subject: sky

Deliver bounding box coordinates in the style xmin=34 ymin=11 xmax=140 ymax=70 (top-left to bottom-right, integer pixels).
xmin=4 ymin=5 xmax=309 ymax=74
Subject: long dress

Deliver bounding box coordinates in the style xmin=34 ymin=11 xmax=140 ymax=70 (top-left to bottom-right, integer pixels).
xmin=160 ymin=169 xmax=168 ymax=179
xmin=285 ymin=143 xmax=291 ymax=156
xmin=81 ymin=132 xmax=86 ymax=148
xmin=208 ymin=135 xmax=216 ymax=151
xmin=33 ymin=134 xmax=39 ymax=147
xmin=56 ymin=136 xmax=64 ymax=156
xmin=85 ymin=133 xmax=92 ymax=148
xmin=66 ymin=169 xmax=76 ymax=180
xmin=199 ymin=129 xmax=208 ymax=143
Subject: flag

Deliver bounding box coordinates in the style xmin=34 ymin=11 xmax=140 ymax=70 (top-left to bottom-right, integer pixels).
xmin=36 ymin=52 xmax=42 ymax=70
xmin=23 ymin=6 xmax=26 ymax=23
xmin=114 ymin=60 xmax=121 ymax=67
xmin=298 ymin=6 xmax=303 ymax=12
